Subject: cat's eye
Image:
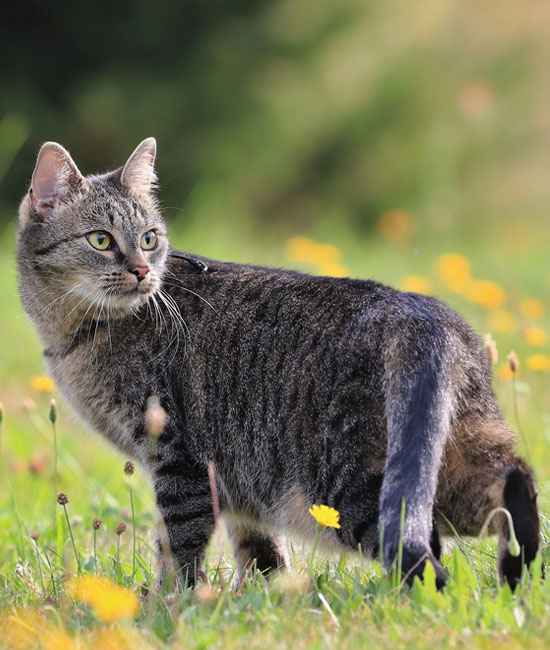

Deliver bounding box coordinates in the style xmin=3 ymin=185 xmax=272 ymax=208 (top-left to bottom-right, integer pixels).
xmin=141 ymin=231 xmax=158 ymax=251
xmin=86 ymin=231 xmax=112 ymax=251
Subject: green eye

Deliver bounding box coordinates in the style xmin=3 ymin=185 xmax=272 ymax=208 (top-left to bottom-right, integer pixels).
xmin=141 ymin=231 xmax=158 ymax=250
xmin=86 ymin=231 xmax=112 ymax=250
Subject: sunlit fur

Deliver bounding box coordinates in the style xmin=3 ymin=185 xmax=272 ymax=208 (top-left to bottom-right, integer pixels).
xmin=17 ymin=140 xmax=541 ymax=591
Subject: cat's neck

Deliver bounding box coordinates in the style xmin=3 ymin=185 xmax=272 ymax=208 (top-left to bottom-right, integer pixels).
xmin=21 ymin=275 xmax=128 ymax=350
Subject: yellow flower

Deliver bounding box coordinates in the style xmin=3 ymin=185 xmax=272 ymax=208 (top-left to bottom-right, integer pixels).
xmin=285 ymin=237 xmax=315 ymax=262
xmin=434 ymin=253 xmax=471 ymax=294
xmin=523 ymin=327 xmax=547 ymax=347
xmin=400 ymin=275 xmax=432 ymax=295
xmin=378 ymin=210 xmax=415 ymax=244
xmin=520 ymin=298 xmax=544 ymax=321
xmin=43 ymin=627 xmax=78 ymax=650
xmin=285 ymin=237 xmax=347 ymax=276
xmin=312 ymin=242 xmax=340 ymax=266
xmin=285 ymin=237 xmax=340 ymax=265
xmin=29 ymin=375 xmax=55 ymax=392
xmin=72 ymin=575 xmax=139 ymax=623
xmin=466 ymin=280 xmax=505 ymax=309
xmin=88 ymin=628 xmax=134 ymax=650
xmin=308 ymin=504 xmax=341 ymax=529
xmin=0 ymin=610 xmax=76 ymax=650
xmin=488 ymin=309 xmax=517 ymax=334
xmin=318 ymin=262 xmax=349 ymax=278
xmin=526 ymin=355 xmax=550 ymax=372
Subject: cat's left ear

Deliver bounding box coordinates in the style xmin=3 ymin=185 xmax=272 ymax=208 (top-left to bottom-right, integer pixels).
xmin=120 ymin=137 xmax=157 ymax=198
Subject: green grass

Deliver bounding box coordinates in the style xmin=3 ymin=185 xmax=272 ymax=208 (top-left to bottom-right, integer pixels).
xmin=1 ymin=220 xmax=550 ymax=649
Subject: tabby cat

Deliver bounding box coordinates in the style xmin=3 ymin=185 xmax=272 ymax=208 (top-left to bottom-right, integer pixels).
xmin=17 ymin=138 xmax=541 ymax=590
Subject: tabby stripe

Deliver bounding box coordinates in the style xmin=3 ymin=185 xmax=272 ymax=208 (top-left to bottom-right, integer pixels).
xmin=34 ymin=234 xmax=82 ymax=256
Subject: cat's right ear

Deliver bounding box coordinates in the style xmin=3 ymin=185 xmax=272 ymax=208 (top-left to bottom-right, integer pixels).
xmin=22 ymin=142 xmax=88 ymax=225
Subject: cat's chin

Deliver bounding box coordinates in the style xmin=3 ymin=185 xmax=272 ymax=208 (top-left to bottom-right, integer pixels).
xmin=111 ymin=287 xmax=156 ymax=314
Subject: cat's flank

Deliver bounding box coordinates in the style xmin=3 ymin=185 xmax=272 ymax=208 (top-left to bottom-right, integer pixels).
xmin=17 ymin=138 xmax=540 ymax=590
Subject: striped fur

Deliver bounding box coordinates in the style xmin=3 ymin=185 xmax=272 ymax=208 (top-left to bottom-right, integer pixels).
xmin=17 ymin=139 xmax=541 ymax=589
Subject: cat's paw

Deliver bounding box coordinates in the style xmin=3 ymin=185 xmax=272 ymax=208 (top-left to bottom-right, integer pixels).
xmin=400 ymin=545 xmax=449 ymax=590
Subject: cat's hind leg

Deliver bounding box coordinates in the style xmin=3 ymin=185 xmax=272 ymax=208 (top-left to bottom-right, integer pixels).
xmin=437 ymin=419 xmax=541 ymax=590
xmin=379 ymin=315 xmax=453 ymax=588
xmin=226 ymin=521 xmax=289 ymax=586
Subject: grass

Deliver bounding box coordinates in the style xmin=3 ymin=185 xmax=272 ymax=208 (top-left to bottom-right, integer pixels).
xmin=1 ymin=217 xmax=550 ymax=649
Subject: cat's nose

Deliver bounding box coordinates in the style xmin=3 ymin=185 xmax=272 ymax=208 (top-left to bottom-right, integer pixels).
xmin=129 ymin=265 xmax=150 ymax=282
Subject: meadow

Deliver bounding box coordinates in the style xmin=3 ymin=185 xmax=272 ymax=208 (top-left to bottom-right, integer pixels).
xmin=0 ymin=207 xmax=549 ymax=650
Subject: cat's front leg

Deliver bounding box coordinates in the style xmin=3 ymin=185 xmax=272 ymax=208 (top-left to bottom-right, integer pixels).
xmin=153 ymin=454 xmax=216 ymax=589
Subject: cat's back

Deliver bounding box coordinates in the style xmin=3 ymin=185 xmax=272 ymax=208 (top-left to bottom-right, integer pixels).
xmin=165 ymin=253 xmax=473 ymax=346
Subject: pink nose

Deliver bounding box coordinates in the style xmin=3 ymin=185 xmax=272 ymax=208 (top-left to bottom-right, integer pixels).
xmin=129 ymin=265 xmax=150 ymax=281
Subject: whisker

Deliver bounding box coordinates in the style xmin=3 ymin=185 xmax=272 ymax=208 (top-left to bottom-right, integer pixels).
xmin=161 ymin=272 xmax=218 ymax=314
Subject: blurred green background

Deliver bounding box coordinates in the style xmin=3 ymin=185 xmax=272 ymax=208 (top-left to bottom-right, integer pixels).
xmin=2 ymin=0 xmax=550 ymax=479
xmin=1 ymin=4 xmax=550 ymax=643
xmin=2 ymin=0 xmax=550 ymax=245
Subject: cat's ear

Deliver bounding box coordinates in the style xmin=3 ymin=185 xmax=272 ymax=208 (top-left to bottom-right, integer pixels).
xmin=120 ymin=137 xmax=157 ymax=198
xmin=29 ymin=142 xmax=87 ymax=219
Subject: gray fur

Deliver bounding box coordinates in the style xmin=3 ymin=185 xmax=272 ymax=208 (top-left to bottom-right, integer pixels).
xmin=16 ymin=139 xmax=541 ymax=589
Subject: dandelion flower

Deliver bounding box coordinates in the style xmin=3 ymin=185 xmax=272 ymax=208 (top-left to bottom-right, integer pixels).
xmin=29 ymin=376 xmax=54 ymax=392
xmin=526 ymin=355 xmax=550 ymax=372
xmin=285 ymin=237 xmax=319 ymax=263
xmin=520 ymin=298 xmax=544 ymax=321
xmin=72 ymin=575 xmax=139 ymax=623
xmin=467 ymin=280 xmax=505 ymax=309
xmin=318 ymin=262 xmax=349 ymax=278
xmin=308 ymin=504 xmax=341 ymax=529
xmin=488 ymin=309 xmax=517 ymax=334
xmin=401 ymin=275 xmax=432 ymax=295
xmin=434 ymin=253 xmax=471 ymax=294
xmin=523 ymin=327 xmax=547 ymax=347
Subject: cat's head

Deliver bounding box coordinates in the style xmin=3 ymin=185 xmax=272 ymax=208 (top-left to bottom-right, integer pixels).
xmin=17 ymin=138 xmax=169 ymax=341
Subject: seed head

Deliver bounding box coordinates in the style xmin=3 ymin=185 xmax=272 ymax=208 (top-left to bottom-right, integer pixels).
xmin=49 ymin=398 xmax=57 ymax=424
xmin=57 ymin=492 xmax=69 ymax=505
xmin=145 ymin=396 xmax=168 ymax=438
xmin=124 ymin=460 xmax=135 ymax=476
xmin=30 ymin=530 xmax=40 ymax=541
xmin=21 ymin=397 xmax=36 ymax=413
xmin=92 ymin=517 xmax=102 ymax=530
xmin=194 ymin=583 xmax=219 ymax=605
xmin=115 ymin=521 xmax=127 ymax=536
xmin=483 ymin=333 xmax=498 ymax=366
xmin=507 ymin=351 xmax=520 ymax=375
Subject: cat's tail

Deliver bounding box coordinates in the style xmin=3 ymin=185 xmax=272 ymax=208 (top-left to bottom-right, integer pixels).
xmin=379 ymin=307 xmax=453 ymax=588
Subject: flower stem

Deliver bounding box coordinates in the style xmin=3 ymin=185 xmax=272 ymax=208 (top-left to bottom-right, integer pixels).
xmin=308 ymin=523 xmax=323 ymax=573
xmin=62 ymin=504 xmax=81 ymax=574
xmin=480 ymin=506 xmax=521 ymax=557
xmin=93 ymin=529 xmax=98 ymax=576
xmin=511 ymin=376 xmax=532 ymax=465
xmin=129 ymin=484 xmax=136 ymax=579
xmin=33 ymin=541 xmax=46 ymax=595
